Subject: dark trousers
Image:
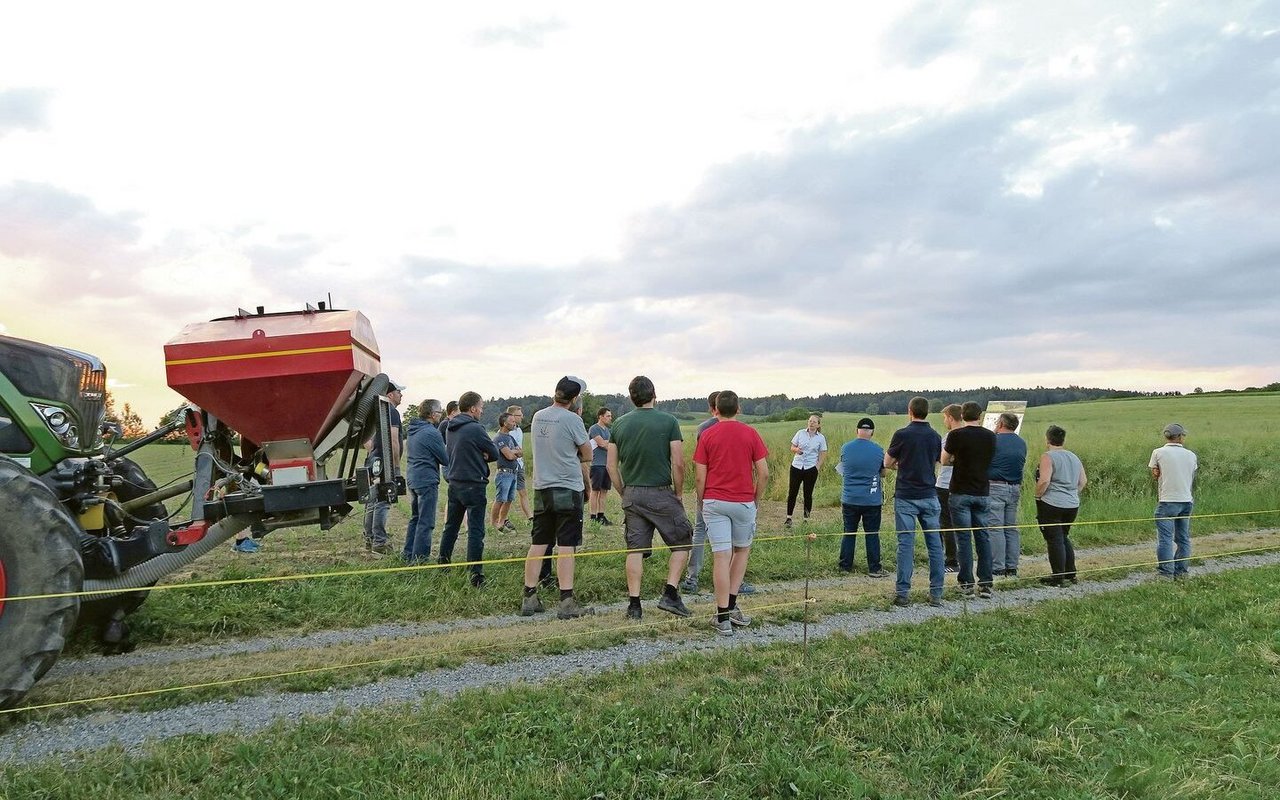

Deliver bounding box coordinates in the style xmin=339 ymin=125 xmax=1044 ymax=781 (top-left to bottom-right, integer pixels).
xmin=839 ymin=503 xmax=882 ymax=572
xmin=1036 ymin=499 xmax=1079 ymax=583
xmin=787 ymin=466 xmax=819 ymax=517
xmin=438 ymin=482 xmax=487 ymax=576
xmin=937 ymin=487 xmax=958 ymax=567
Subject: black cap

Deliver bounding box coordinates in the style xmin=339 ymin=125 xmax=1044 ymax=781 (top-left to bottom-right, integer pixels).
xmin=857 ymin=417 xmax=875 ymax=430
xmin=556 ymin=375 xmax=586 ymax=401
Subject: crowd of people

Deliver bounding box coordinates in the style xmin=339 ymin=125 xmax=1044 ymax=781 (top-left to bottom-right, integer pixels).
xmin=328 ymin=380 xmax=1199 ymax=632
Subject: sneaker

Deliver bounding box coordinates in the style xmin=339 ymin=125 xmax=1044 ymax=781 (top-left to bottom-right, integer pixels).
xmin=557 ymin=596 xmax=594 ymax=620
xmin=728 ymin=608 xmax=752 ymax=627
xmin=625 ymin=605 xmax=643 ymax=621
xmin=599 ymin=515 xmax=614 ymax=526
xmin=867 ymin=569 xmax=889 ymax=578
xmin=501 ymin=520 xmax=517 ymax=533
xmin=679 ymin=577 xmax=699 ymax=594
xmin=520 ymin=595 xmax=544 ymax=616
xmin=371 ymin=544 xmax=392 ymax=557
xmin=737 ymin=582 xmax=756 ymax=595
xmin=657 ymin=593 xmax=692 ymax=618
xmin=959 ymin=584 xmax=975 ymax=598
xmin=364 ymin=540 xmax=372 ymax=553
xmin=977 ymin=586 xmax=994 ymax=599
xmin=892 ymin=595 xmax=910 ymax=607
xmin=1038 ymin=576 xmax=1063 ymax=587
xmin=712 ymin=618 xmax=734 ymax=637
xmin=470 ymin=573 xmax=486 ymax=588
xmin=928 ymin=596 xmax=944 ymax=608
xmin=784 ymin=517 xmax=793 ymax=529
xmin=232 ymin=538 xmax=260 ymax=553
xmin=944 ymin=564 xmax=958 ymax=574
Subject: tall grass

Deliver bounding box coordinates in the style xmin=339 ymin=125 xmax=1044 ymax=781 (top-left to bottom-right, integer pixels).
xmin=104 ymin=393 xmax=1278 ymax=645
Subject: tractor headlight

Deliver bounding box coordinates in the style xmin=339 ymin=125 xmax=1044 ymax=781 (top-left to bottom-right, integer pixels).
xmin=31 ymin=402 xmax=81 ymax=449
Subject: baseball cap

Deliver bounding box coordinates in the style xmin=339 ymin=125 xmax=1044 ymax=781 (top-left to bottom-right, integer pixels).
xmin=857 ymin=417 xmax=875 ymax=430
xmin=557 ymin=375 xmax=587 ymax=400
xmin=1162 ymin=422 xmax=1187 ymax=438
xmin=388 ymin=379 xmax=406 ymax=392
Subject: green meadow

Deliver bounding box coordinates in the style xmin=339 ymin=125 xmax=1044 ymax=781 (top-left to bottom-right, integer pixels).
xmin=8 ymin=561 xmax=1280 ymax=798
xmin=91 ymin=393 xmax=1278 ymax=646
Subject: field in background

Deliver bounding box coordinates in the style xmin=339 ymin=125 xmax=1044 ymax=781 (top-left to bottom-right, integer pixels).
xmin=105 ymin=392 xmax=1278 ymax=647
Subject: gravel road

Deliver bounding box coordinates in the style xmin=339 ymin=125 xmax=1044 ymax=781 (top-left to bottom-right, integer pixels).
xmin=3 ymin=548 xmax=1278 ymax=765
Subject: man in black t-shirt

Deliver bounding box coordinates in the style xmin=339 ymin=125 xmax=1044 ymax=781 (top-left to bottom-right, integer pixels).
xmin=363 ymin=382 xmax=404 ymax=557
xmin=941 ymin=401 xmax=996 ymax=596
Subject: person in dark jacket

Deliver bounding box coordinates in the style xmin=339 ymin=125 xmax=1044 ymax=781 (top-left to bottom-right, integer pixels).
xmin=403 ymin=399 xmax=448 ymax=564
xmin=436 ymin=391 xmax=500 ymax=586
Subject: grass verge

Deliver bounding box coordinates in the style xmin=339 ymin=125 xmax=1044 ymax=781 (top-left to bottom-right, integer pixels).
xmin=5 ymin=558 xmax=1279 ymax=799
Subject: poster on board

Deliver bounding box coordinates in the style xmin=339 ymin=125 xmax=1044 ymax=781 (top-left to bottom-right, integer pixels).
xmin=982 ymin=400 xmax=1028 ymax=433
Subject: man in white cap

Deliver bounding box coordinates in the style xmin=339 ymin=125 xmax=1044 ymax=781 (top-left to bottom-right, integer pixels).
xmin=1150 ymin=422 xmax=1198 ymax=578
xmin=521 ymin=375 xmax=594 ymax=619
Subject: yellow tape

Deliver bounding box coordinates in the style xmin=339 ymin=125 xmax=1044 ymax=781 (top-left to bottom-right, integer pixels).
xmin=2 ymin=509 xmax=1277 ymax=604
xmin=0 ymin=598 xmax=816 ymax=716
xmin=9 ymin=538 xmax=1280 ymax=718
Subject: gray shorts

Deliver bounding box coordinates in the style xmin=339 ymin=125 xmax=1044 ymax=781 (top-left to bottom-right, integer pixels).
xmin=701 ymin=499 xmax=757 ymax=552
xmin=515 ymin=468 xmax=526 ymax=491
xmin=621 ymin=486 xmax=693 ymax=554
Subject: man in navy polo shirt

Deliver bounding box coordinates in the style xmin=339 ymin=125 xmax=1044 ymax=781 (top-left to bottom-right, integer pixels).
xmin=987 ymin=412 xmax=1027 ymax=577
xmin=837 ymin=417 xmax=887 ymax=576
xmin=884 ymin=396 xmax=944 ymax=607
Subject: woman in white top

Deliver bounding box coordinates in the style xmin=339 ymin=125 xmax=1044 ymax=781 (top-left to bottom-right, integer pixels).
xmin=785 ymin=415 xmax=828 ymax=527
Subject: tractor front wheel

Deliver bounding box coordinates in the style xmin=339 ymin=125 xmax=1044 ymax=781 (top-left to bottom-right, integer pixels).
xmin=0 ymin=455 xmax=84 ymax=710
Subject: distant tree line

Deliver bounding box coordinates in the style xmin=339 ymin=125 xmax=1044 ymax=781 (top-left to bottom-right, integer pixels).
xmin=417 ymin=384 xmax=1232 ymax=430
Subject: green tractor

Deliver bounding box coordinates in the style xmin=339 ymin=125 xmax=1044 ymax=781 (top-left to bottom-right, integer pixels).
xmin=0 ymin=334 xmax=179 ymax=708
xmin=1 ymin=306 xmax=397 ymax=711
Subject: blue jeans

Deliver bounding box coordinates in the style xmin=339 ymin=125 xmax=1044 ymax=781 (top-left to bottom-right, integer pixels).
xmin=986 ymin=482 xmax=1021 ymax=573
xmin=362 ymin=481 xmax=391 ymax=548
xmin=839 ymin=503 xmax=882 ymax=572
xmin=1155 ymin=501 xmax=1193 ymax=576
xmin=403 ymin=483 xmax=439 ymax=563
xmin=949 ymin=494 xmax=993 ymax=588
xmin=438 ymin=482 xmax=488 ymax=576
xmin=686 ymin=503 xmax=710 ymax=580
xmin=894 ymin=496 xmax=944 ymax=600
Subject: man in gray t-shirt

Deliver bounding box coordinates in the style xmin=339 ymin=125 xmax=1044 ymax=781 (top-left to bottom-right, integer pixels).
xmin=522 ymin=376 xmax=593 ymax=620
xmin=588 ymin=407 xmax=614 ymax=525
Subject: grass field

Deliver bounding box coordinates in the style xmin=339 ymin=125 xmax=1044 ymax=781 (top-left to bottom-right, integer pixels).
xmin=7 ymin=561 xmax=1280 ymax=798
xmin=85 ymin=393 xmax=1278 ymax=650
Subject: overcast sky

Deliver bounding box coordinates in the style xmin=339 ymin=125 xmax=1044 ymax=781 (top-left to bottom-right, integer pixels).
xmin=2 ymin=1 xmax=1277 ymax=425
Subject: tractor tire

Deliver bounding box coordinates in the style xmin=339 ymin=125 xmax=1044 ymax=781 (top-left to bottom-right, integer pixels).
xmin=0 ymin=454 xmax=84 ymax=710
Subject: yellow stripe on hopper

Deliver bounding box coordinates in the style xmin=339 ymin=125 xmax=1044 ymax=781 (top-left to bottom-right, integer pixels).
xmin=165 ymin=344 xmax=353 ymax=366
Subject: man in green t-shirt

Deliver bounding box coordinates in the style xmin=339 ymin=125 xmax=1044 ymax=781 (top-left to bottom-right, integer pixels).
xmin=606 ymin=375 xmax=694 ymax=621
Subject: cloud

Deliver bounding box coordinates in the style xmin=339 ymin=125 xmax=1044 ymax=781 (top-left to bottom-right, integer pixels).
xmin=472 ymin=17 xmax=566 ymax=49
xmin=0 ymin=181 xmax=143 ymax=279
xmin=563 ymin=5 xmax=1280 ymax=385
xmin=0 ymin=88 xmax=51 ymax=135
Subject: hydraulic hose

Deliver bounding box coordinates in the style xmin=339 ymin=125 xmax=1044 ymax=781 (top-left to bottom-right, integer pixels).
xmin=82 ymin=514 xmax=256 ymax=600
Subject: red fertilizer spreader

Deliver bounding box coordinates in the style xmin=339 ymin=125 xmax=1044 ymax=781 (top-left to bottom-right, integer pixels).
xmin=156 ymin=302 xmax=399 ymax=542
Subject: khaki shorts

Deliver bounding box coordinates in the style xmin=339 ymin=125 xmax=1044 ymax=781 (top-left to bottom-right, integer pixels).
xmin=622 ymin=486 xmax=693 ymax=554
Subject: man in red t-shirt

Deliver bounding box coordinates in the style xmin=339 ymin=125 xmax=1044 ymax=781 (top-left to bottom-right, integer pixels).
xmin=693 ymin=390 xmax=770 ymax=636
